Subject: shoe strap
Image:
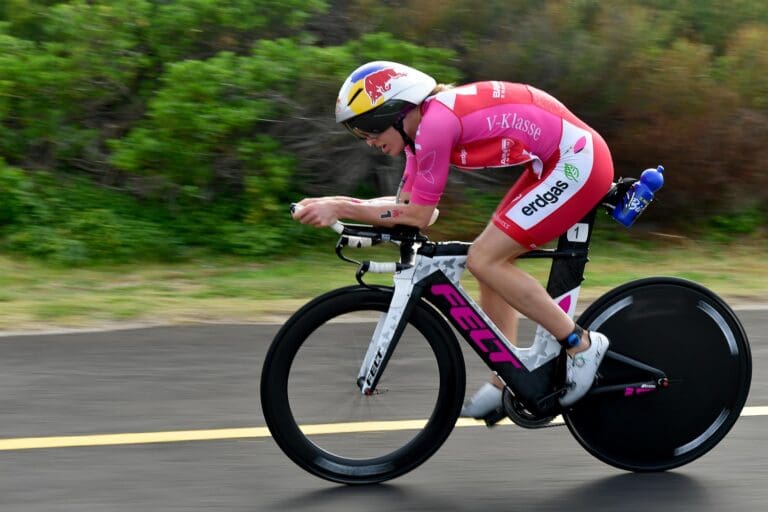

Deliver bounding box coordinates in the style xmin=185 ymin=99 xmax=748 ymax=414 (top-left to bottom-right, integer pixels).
xmin=558 ymin=325 xmax=584 ymax=348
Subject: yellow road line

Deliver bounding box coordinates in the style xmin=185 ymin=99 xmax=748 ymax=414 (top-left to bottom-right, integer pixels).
xmin=741 ymin=406 xmax=768 ymax=416
xmin=0 ymin=428 xmax=268 ymax=451
xmin=0 ymin=406 xmax=764 ymax=452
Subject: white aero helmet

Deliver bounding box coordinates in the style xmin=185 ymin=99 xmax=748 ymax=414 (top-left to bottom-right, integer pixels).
xmin=335 ymin=61 xmax=436 ymax=139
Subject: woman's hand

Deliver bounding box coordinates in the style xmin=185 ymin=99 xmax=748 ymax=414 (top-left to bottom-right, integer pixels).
xmin=292 ymin=199 xmax=341 ymax=228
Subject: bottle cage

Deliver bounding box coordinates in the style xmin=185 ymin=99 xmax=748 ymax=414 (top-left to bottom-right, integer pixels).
xmin=602 ymin=177 xmax=638 ymax=212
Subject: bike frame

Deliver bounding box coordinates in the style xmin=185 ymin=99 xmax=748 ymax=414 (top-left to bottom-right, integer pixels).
xmin=355 ymin=209 xmax=599 ymax=414
xmin=268 ymin=180 xmax=750 ymax=482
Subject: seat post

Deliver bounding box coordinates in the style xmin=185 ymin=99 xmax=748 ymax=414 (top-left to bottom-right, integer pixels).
xmin=544 ymin=209 xmax=597 ymax=300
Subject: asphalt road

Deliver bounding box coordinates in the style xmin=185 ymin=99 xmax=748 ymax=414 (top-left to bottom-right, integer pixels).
xmin=0 ymin=309 xmax=765 ymax=512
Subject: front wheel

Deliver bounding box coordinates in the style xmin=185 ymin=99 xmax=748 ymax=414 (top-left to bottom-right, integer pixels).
xmin=565 ymin=277 xmax=751 ymax=471
xmin=260 ymin=286 xmax=465 ymax=484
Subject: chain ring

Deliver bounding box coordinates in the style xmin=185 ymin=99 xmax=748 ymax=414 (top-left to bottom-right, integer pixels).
xmin=502 ymin=387 xmax=557 ymax=429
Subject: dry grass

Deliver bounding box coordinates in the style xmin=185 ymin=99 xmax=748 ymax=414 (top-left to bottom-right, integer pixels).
xmin=0 ymin=238 xmax=765 ymax=333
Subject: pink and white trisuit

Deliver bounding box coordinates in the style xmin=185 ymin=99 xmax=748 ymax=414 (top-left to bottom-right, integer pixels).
xmin=400 ymin=81 xmax=614 ymax=248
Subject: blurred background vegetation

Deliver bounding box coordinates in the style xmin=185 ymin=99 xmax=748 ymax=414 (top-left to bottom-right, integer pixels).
xmin=0 ymin=0 xmax=767 ymax=266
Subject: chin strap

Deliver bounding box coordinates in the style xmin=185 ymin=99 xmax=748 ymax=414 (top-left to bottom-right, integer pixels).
xmin=393 ymin=118 xmax=416 ymax=154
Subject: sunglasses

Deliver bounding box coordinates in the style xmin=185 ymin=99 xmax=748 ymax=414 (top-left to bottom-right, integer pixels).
xmin=342 ymin=100 xmax=414 ymax=140
xmin=343 ymin=112 xmax=394 ymax=140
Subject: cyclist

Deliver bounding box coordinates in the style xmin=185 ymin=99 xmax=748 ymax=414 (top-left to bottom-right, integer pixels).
xmin=293 ymin=61 xmax=613 ymax=417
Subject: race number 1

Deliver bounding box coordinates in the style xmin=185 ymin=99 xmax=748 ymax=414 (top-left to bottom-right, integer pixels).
xmin=567 ymin=223 xmax=589 ymax=243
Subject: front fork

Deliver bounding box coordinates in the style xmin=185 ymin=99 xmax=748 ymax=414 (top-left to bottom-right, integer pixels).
xmin=357 ymin=267 xmax=422 ymax=395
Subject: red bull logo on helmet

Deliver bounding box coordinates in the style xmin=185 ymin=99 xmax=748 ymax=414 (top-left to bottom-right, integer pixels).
xmin=364 ymin=68 xmax=407 ymax=104
xmin=344 ymin=63 xmax=410 ymax=115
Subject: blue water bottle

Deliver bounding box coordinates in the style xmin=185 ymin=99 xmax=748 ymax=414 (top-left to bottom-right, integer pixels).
xmin=612 ymin=165 xmax=665 ymax=227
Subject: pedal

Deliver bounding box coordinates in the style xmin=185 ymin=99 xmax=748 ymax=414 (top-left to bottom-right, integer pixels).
xmin=480 ymin=407 xmax=506 ymax=427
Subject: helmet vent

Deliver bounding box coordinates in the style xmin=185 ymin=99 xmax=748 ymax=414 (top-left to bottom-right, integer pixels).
xmin=347 ymin=88 xmax=363 ymax=107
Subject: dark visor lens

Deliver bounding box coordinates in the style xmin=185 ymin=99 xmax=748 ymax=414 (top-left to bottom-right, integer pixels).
xmin=343 ymin=123 xmax=373 ymax=140
xmin=345 ymin=110 xmax=394 ymax=135
xmin=343 ymin=100 xmax=413 ymax=139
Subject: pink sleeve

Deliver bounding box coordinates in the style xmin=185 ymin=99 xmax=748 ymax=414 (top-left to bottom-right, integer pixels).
xmin=408 ymin=101 xmax=462 ymax=205
xmin=399 ymin=147 xmax=416 ymax=197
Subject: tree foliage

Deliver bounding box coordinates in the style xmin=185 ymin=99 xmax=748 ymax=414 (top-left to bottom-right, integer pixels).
xmin=0 ymin=0 xmax=766 ymax=263
xmin=346 ymin=0 xmax=768 ymax=221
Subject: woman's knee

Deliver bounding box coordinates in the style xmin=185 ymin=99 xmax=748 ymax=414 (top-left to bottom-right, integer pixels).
xmin=467 ymin=244 xmax=508 ymax=280
xmin=468 ymin=223 xmax=528 ymax=278
xmin=466 ymin=245 xmax=488 ymax=279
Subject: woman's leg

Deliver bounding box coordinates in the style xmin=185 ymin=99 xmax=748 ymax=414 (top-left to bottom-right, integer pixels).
xmin=478 ymin=278 xmax=519 ymax=346
xmin=460 ymin=221 xmax=608 ymax=417
xmin=468 ymin=222 xmax=580 ymax=345
xmin=478 ymin=280 xmax=517 ymax=390
xmin=462 ymin=124 xmax=614 ymax=416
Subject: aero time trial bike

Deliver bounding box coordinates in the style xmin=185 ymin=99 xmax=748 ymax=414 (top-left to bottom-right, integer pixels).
xmin=260 ymin=177 xmax=752 ymax=485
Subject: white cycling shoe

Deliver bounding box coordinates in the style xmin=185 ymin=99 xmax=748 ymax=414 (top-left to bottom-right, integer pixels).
xmin=559 ymin=331 xmax=610 ymax=407
xmin=461 ymin=331 xmax=609 ymax=416
xmin=460 ymin=382 xmax=503 ymax=419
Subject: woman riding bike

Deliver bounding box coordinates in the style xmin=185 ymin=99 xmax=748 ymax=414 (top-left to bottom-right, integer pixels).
xmin=293 ymin=61 xmax=614 ymax=417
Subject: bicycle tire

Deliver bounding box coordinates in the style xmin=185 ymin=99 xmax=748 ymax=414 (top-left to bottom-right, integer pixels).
xmin=564 ymin=277 xmax=751 ymax=471
xmin=260 ymin=286 xmax=465 ymax=484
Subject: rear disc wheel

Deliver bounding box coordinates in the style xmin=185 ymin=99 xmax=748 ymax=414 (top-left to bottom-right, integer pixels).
xmin=565 ymin=278 xmax=751 ymax=471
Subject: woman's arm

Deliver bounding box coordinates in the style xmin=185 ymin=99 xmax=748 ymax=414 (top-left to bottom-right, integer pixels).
xmin=293 ymin=196 xmax=437 ymax=229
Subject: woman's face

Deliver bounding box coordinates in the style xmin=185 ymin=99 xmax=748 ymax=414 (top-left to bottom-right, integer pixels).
xmin=364 ymin=126 xmax=404 ymax=156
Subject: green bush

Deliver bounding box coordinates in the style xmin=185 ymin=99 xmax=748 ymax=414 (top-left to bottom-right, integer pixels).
xmin=0 ymin=161 xmax=37 ymax=227
xmin=2 ymin=1 xmax=768 ymax=267
xmin=0 ymin=158 xmax=332 ymax=264
xmin=707 ymin=207 xmax=766 ymax=242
